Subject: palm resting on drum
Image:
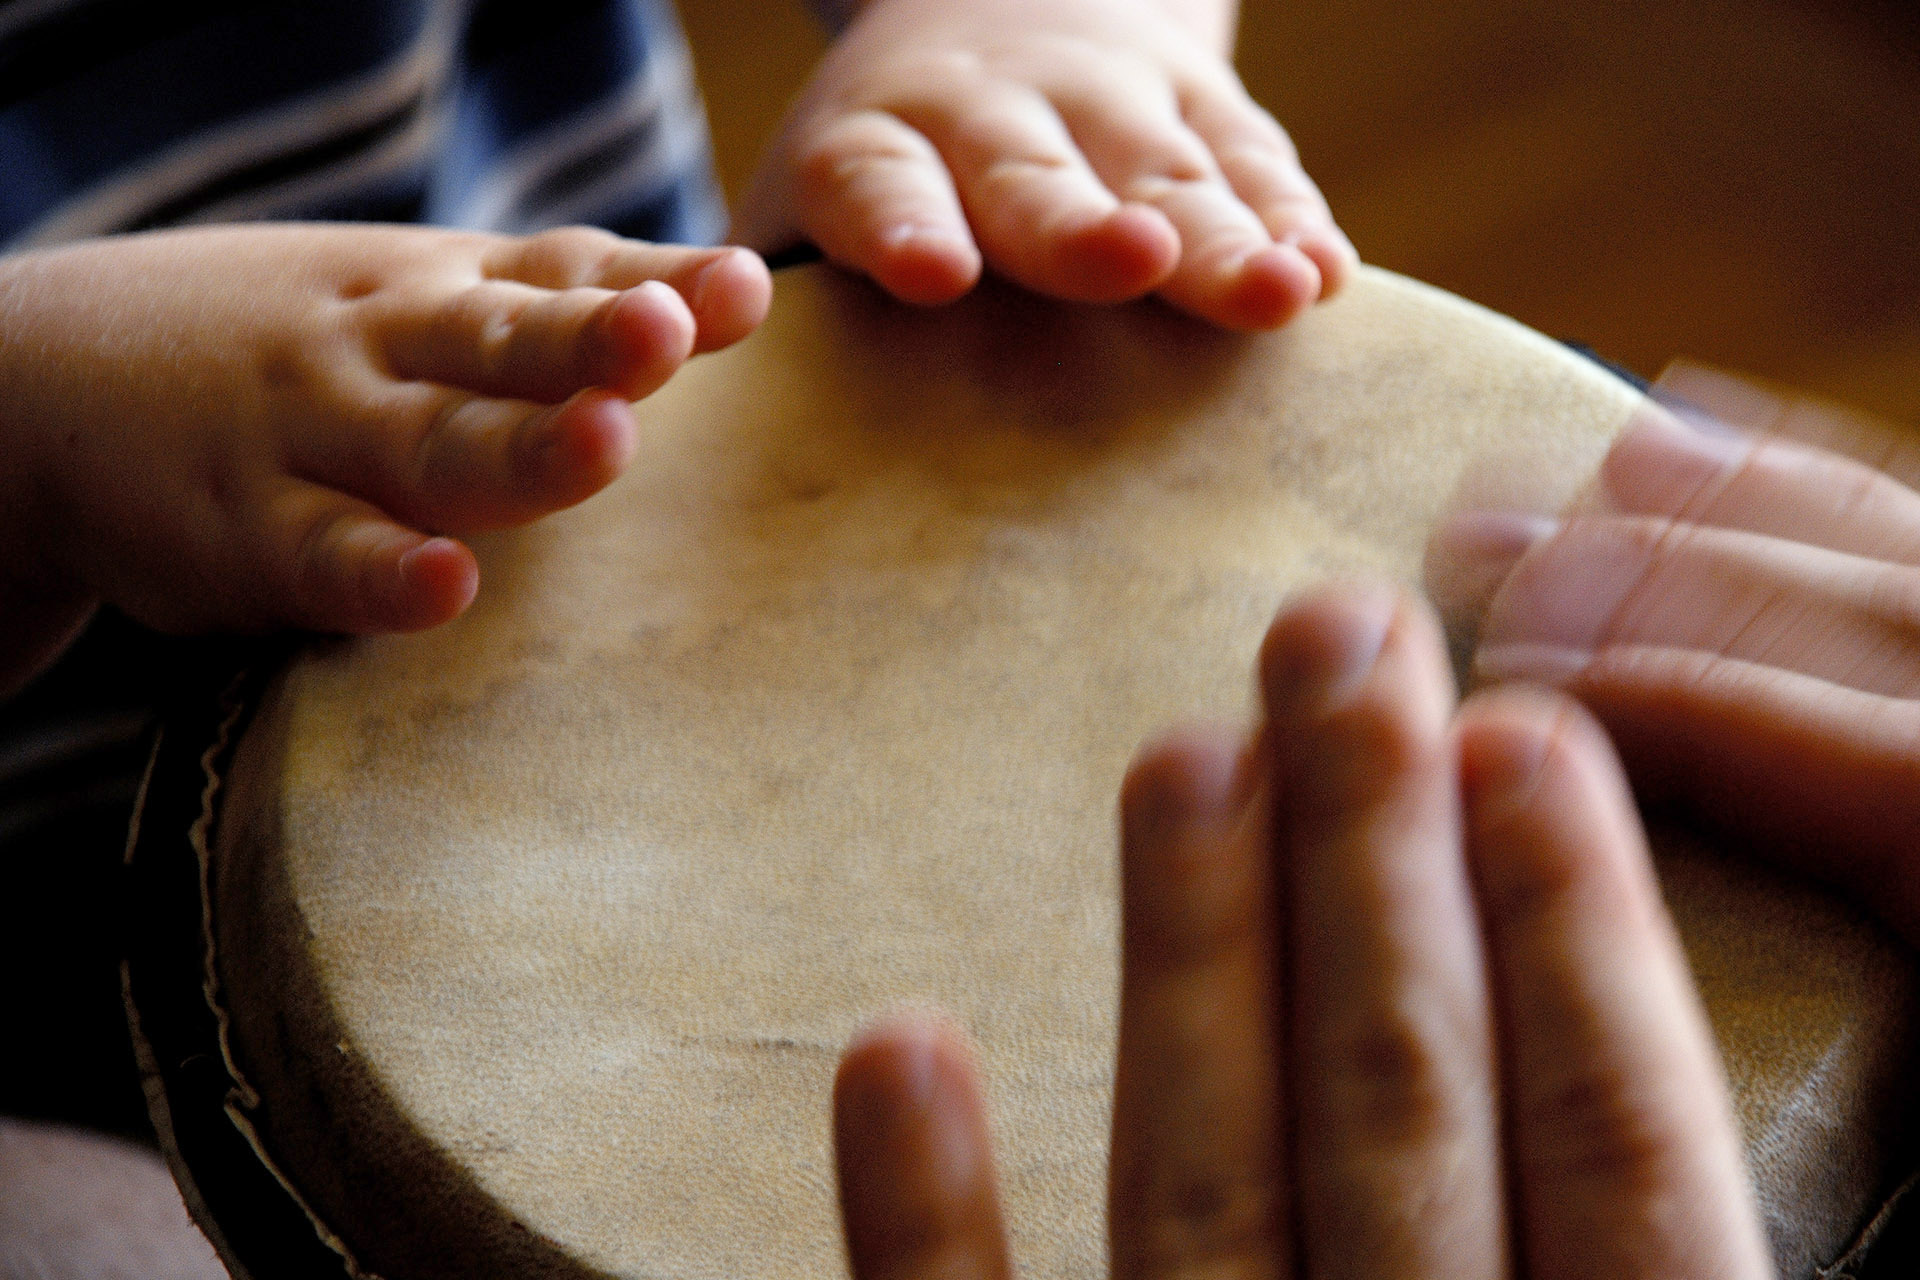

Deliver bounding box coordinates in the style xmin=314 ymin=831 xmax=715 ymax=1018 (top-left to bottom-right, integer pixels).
xmin=829 ymin=393 xmax=1920 ymax=1280
xmin=0 ymin=0 xmax=1355 ymax=698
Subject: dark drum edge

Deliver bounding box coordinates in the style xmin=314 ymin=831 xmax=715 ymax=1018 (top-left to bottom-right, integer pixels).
xmin=119 ymin=640 xmax=377 ymax=1280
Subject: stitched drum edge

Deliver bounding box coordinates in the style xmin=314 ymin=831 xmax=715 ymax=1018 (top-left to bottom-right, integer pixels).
xmin=1818 ymin=1166 xmax=1920 ymax=1279
xmin=121 ymin=642 xmax=385 ymax=1280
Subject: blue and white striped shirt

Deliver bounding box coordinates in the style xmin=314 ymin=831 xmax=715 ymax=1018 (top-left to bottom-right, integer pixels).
xmin=0 ymin=0 xmax=730 ymax=250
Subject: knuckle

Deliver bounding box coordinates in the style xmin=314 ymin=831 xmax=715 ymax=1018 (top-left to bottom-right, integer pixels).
xmin=447 ymin=287 xmax=532 ymax=383
xmin=405 ymin=393 xmax=470 ymax=492
xmin=1314 ymin=694 xmax=1442 ymax=797
xmin=519 ymin=225 xmax=623 ymax=285
xmin=793 ymin=115 xmax=928 ymax=193
xmin=283 ymin=501 xmax=359 ymax=613
xmin=1121 ymin=1176 xmax=1285 ymax=1279
xmin=1521 ymin=1062 xmax=1690 ymax=1193
xmin=1322 ymin=1005 xmax=1471 ymax=1151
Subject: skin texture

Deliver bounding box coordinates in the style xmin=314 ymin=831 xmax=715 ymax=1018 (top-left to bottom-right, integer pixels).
xmin=0 ymin=2 xmax=1357 ymax=696
xmin=833 ymin=584 xmax=1773 ymax=1280
xmin=1438 ymin=387 xmax=1920 ymax=945
xmin=0 ymin=224 xmax=772 ymax=693
xmin=736 ymin=0 xmax=1355 ymax=329
xmin=0 ymin=4 xmax=1360 ymax=1257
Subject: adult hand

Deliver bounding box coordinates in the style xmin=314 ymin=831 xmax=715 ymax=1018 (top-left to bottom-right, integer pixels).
xmin=830 ymin=583 xmax=1771 ymax=1280
xmin=1443 ymin=368 xmax=1920 ymax=944
xmin=736 ymin=0 xmax=1354 ymax=330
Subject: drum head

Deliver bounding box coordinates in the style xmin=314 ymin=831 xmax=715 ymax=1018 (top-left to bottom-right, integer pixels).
xmin=127 ymin=265 xmax=1916 ymax=1280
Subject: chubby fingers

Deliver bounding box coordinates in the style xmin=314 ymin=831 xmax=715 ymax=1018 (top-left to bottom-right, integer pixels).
xmin=1458 ymin=689 xmax=1771 ymax=1280
xmin=834 ymin=1014 xmax=1014 ymax=1280
xmin=752 ymin=53 xmax=1350 ymax=328
xmin=1110 ymin=729 xmax=1288 ymax=1280
xmin=1260 ymin=584 xmax=1505 ymax=1280
xmin=1063 ymin=73 xmax=1350 ymax=329
xmin=794 ymin=76 xmax=1182 ymax=308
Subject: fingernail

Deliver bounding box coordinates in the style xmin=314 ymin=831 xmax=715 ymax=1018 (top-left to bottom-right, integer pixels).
xmin=634 ymin=277 xmax=683 ymax=313
xmin=1425 ymin=510 xmax=1560 ymax=637
xmin=1461 ymin=703 xmax=1559 ymax=818
xmin=1652 ymin=362 xmax=1784 ymax=435
xmin=1475 ymin=520 xmax=1650 ymax=654
xmin=1263 ymin=585 xmax=1397 ymax=720
xmin=1650 ymin=394 xmax=1754 ymax=445
xmin=1436 ymin=510 xmax=1559 ymax=573
xmin=686 ymin=252 xmax=728 ymax=314
xmin=881 ymin=222 xmax=966 ymax=252
xmin=397 ymin=537 xmax=452 ymax=583
xmin=1472 ymin=641 xmax=1593 ymax=687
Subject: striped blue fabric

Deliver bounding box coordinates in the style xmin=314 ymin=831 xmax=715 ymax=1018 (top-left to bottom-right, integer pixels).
xmin=0 ymin=0 xmax=729 ymax=250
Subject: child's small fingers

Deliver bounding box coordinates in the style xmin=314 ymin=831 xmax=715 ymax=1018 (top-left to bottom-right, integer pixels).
xmin=789 ymin=110 xmax=982 ymax=306
xmin=919 ymin=82 xmax=1179 ymax=302
xmin=377 ymin=278 xmax=696 ymax=402
xmin=1058 ymin=83 xmax=1320 ymax=330
xmin=298 ymin=386 xmax=638 ymax=534
xmin=479 ymin=229 xmax=771 ymax=354
xmin=262 ymin=483 xmax=478 ymax=633
xmin=834 ymin=1015 xmax=1013 ymax=1280
xmin=1458 ymin=689 xmax=1771 ymax=1280
xmin=1135 ymin=184 xmax=1321 ymax=331
xmin=1182 ymin=87 xmax=1356 ymax=298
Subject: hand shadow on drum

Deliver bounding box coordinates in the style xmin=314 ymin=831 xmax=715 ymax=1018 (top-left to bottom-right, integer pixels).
xmin=809 ymin=267 xmax=1252 ymax=474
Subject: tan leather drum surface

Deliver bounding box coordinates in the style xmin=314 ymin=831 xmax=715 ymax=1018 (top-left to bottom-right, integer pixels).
xmin=208 ymin=265 xmax=1916 ymax=1280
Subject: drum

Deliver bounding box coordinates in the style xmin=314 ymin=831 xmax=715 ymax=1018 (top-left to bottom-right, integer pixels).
xmin=124 ymin=264 xmax=1917 ymax=1280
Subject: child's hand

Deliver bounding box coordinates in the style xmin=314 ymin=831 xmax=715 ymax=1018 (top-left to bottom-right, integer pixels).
xmin=832 ymin=584 xmax=1770 ymax=1280
xmin=736 ymin=0 xmax=1354 ymax=330
xmin=0 ymin=224 xmax=769 ymax=688
xmin=1442 ymin=374 xmax=1920 ymax=943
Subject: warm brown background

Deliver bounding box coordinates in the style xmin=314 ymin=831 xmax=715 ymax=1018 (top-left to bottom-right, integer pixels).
xmin=679 ymin=0 xmax=1920 ymax=422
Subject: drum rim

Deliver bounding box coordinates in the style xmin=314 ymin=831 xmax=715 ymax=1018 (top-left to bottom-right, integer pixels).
xmin=107 ymin=298 xmax=1653 ymax=1280
xmin=120 ymin=636 xmax=369 ymax=1280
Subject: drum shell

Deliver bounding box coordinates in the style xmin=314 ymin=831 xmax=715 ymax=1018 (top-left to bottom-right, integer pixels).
xmin=126 ymin=265 xmax=1920 ymax=1280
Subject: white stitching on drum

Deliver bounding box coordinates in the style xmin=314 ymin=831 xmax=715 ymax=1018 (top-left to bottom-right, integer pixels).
xmin=122 ymin=728 xmax=262 ymax=1280
xmin=191 ymin=669 xmax=388 ymax=1280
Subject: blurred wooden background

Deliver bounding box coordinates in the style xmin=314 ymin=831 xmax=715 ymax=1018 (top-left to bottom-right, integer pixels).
xmin=679 ymin=0 xmax=1920 ymax=422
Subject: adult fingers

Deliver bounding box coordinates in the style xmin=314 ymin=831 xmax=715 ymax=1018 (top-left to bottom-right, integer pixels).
xmin=1110 ymin=729 xmax=1288 ymax=1280
xmin=1261 ymin=583 xmax=1505 ymax=1280
xmin=1655 ymin=361 xmax=1920 ymax=490
xmin=1596 ymin=407 xmax=1920 ymax=565
xmin=835 ymin=1014 xmax=1014 ymax=1280
xmin=1472 ymin=514 xmax=1920 ymax=699
xmin=1484 ymin=644 xmax=1920 ymax=945
xmin=1459 ymin=689 xmax=1771 ymax=1280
